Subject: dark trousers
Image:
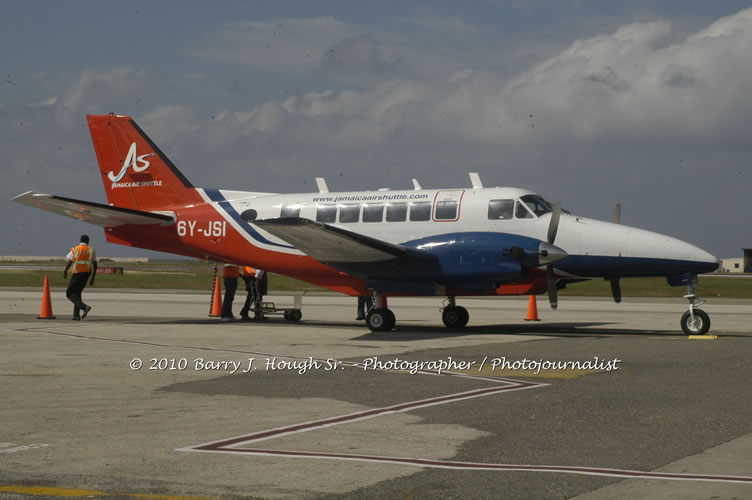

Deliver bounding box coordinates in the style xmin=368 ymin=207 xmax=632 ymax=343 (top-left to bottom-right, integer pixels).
xmin=240 ymin=277 xmax=257 ymax=318
xmin=66 ymin=272 xmax=90 ymax=318
xmin=357 ymin=295 xmax=373 ymax=318
xmin=221 ymin=277 xmax=237 ymax=318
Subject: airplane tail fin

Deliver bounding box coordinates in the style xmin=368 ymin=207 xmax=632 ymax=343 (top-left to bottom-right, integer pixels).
xmin=87 ymin=114 xmax=203 ymax=211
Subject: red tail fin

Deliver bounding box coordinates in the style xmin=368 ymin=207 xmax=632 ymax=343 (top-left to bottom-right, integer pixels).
xmin=87 ymin=114 xmax=203 ymax=210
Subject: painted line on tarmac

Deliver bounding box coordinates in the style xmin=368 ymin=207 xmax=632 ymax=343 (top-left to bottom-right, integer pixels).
xmin=181 ymin=448 xmax=752 ymax=484
xmin=183 ymin=378 xmax=543 ymax=450
xmin=180 ymin=372 xmax=752 ymax=486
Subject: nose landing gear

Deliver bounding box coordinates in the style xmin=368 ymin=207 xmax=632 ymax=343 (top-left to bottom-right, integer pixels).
xmin=681 ymin=275 xmax=711 ymax=335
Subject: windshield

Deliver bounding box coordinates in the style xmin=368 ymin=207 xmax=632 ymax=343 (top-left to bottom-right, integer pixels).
xmin=520 ymin=194 xmax=554 ymax=217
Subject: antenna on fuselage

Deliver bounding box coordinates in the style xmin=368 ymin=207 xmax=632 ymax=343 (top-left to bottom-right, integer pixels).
xmin=315 ymin=177 xmax=329 ymax=193
xmin=412 ymin=178 xmax=422 ymax=190
xmin=612 ymin=203 xmax=621 ymax=224
xmin=469 ymin=172 xmax=483 ymax=189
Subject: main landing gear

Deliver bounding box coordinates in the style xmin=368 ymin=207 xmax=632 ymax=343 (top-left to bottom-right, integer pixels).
xmin=441 ymin=296 xmax=469 ymax=329
xmin=681 ymin=275 xmax=711 ymax=335
xmin=365 ymin=293 xmax=395 ymax=332
xmin=364 ymin=294 xmax=472 ymax=332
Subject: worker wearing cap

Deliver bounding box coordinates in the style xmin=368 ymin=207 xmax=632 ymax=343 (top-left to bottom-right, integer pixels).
xmin=221 ymin=264 xmax=240 ymax=322
xmin=63 ymin=234 xmax=97 ymax=320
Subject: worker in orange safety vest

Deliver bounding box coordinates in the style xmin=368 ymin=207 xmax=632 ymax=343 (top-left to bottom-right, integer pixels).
xmin=63 ymin=234 xmax=98 ymax=320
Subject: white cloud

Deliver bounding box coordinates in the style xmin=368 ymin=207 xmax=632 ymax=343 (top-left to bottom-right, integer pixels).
xmin=194 ymin=8 xmax=752 ymax=150
xmin=29 ymin=96 xmax=57 ymax=107
xmin=139 ymin=105 xmax=200 ymax=143
xmin=59 ymin=67 xmax=148 ymax=111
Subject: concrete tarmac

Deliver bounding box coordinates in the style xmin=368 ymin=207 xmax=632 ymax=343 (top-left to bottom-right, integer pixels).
xmin=1 ymin=288 xmax=752 ymax=499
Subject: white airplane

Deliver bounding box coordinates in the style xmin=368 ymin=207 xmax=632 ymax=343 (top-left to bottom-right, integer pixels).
xmin=13 ymin=114 xmax=719 ymax=334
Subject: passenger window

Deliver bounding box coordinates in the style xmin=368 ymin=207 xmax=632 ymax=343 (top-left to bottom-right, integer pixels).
xmin=316 ymin=205 xmax=337 ymax=223
xmin=409 ymin=201 xmax=432 ymax=221
xmin=515 ymin=201 xmax=534 ymax=219
xmin=362 ymin=203 xmax=384 ymax=223
xmin=281 ymin=205 xmax=301 ymax=218
xmin=386 ymin=202 xmax=407 ymax=222
xmin=488 ymin=200 xmax=513 ymax=220
xmin=338 ymin=204 xmax=360 ymax=223
xmin=434 ymin=201 xmax=458 ymax=220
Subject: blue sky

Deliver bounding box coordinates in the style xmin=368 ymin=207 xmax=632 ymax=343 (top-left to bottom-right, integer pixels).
xmin=2 ymin=1 xmax=751 ymax=259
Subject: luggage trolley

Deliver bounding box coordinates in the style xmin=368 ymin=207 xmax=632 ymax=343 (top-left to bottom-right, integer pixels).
xmin=247 ymin=277 xmax=302 ymax=322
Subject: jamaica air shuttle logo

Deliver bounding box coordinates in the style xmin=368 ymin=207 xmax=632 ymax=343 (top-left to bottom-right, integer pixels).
xmin=108 ymin=142 xmax=160 ymax=188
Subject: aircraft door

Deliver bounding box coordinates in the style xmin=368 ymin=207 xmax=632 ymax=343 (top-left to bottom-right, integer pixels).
xmin=433 ymin=190 xmax=464 ymax=222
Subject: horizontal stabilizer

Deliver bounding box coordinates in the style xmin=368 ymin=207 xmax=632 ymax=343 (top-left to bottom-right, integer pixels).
xmin=11 ymin=191 xmax=176 ymax=227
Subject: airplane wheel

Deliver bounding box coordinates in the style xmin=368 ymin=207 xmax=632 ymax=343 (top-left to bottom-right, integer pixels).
xmin=284 ymin=309 xmax=302 ymax=322
xmin=367 ymin=308 xmax=395 ymax=332
xmin=442 ymin=306 xmax=469 ymax=328
xmin=681 ymin=309 xmax=710 ymax=335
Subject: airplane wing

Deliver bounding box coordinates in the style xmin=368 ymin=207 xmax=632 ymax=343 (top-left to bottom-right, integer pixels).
xmin=254 ymin=217 xmax=443 ymax=289
xmin=254 ymin=217 xmax=434 ymax=264
xmin=11 ymin=191 xmax=175 ymax=227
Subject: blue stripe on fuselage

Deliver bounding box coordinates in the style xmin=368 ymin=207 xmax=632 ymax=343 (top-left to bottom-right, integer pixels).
xmin=204 ymin=189 xmax=294 ymax=249
xmin=555 ymin=255 xmax=719 ymax=278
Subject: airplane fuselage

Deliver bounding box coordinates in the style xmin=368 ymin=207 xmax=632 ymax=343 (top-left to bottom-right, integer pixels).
xmin=119 ymin=185 xmax=719 ymax=296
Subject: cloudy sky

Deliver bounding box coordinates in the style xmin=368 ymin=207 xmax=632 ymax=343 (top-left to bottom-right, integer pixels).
xmin=2 ymin=1 xmax=751 ymax=259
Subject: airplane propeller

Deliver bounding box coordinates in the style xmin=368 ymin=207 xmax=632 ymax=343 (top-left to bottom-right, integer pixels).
xmin=546 ymin=201 xmax=563 ymax=309
xmin=609 ymin=203 xmax=621 ymax=303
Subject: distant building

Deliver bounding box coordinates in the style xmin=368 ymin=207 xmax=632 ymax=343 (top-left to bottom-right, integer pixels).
xmin=721 ymin=258 xmax=744 ymax=273
xmin=720 ymin=249 xmax=751 ymax=273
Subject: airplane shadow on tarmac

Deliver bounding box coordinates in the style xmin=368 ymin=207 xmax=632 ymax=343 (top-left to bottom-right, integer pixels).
xmin=41 ymin=313 xmax=745 ymax=339
xmin=350 ymin=323 xmax=692 ymax=340
xmin=77 ymin=315 xmax=695 ymax=340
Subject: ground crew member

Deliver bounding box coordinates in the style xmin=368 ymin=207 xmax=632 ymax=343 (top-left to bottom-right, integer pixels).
xmin=253 ymin=268 xmax=268 ymax=320
xmin=239 ymin=265 xmax=256 ymax=321
xmin=356 ymin=295 xmax=373 ymax=321
xmin=63 ymin=234 xmax=97 ymax=320
xmin=221 ymin=264 xmax=239 ymax=322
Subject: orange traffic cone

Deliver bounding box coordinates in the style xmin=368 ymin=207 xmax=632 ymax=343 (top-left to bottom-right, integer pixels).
xmin=37 ymin=275 xmax=56 ymax=319
xmin=524 ymin=295 xmax=540 ymax=322
xmin=209 ymin=276 xmax=222 ymax=317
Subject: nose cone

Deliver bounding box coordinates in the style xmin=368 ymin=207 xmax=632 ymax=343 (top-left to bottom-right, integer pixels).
xmin=538 ymin=241 xmax=568 ymax=265
xmin=680 ymin=244 xmax=720 ymax=274
xmin=660 ymin=235 xmax=720 ymax=274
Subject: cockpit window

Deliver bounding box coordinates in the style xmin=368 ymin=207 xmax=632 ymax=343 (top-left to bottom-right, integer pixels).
xmin=515 ymin=201 xmax=534 ymax=219
xmin=488 ymin=199 xmax=513 ymax=220
xmin=520 ymin=194 xmax=555 ymax=217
